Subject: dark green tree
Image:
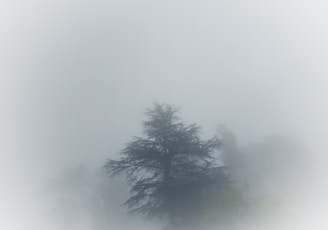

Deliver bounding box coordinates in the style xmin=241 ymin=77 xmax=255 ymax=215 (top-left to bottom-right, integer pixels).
xmin=104 ymin=103 xmax=228 ymax=229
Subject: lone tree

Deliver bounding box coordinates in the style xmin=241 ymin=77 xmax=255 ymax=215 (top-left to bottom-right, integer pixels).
xmin=105 ymin=103 xmax=228 ymax=229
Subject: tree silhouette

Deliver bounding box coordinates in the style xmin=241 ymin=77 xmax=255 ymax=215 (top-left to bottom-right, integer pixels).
xmin=104 ymin=103 xmax=228 ymax=229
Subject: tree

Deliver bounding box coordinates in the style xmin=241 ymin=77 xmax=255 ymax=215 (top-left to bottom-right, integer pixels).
xmin=218 ymin=125 xmax=242 ymax=168
xmin=241 ymin=135 xmax=310 ymax=196
xmin=217 ymin=125 xmax=246 ymax=188
xmin=41 ymin=165 xmax=132 ymax=230
xmin=104 ymin=103 xmax=228 ymax=229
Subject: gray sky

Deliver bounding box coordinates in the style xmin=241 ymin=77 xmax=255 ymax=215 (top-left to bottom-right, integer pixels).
xmin=2 ymin=0 xmax=328 ymax=228
xmin=2 ymin=0 xmax=328 ymax=178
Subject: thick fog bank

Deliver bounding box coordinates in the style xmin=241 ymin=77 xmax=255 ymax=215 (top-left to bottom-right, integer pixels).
xmin=2 ymin=0 xmax=328 ymax=229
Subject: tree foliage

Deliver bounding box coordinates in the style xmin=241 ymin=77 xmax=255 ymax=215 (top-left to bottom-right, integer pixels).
xmin=104 ymin=103 xmax=228 ymax=227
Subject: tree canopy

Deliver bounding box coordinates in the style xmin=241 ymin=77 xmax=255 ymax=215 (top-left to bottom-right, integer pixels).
xmin=104 ymin=103 xmax=228 ymax=229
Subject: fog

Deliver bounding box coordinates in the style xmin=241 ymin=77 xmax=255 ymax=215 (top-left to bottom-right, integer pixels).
xmin=1 ymin=0 xmax=328 ymax=229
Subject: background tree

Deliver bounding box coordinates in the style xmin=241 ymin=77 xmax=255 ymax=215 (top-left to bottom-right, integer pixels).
xmin=41 ymin=165 xmax=133 ymax=230
xmin=104 ymin=103 xmax=228 ymax=229
xmin=208 ymin=131 xmax=311 ymax=230
xmin=217 ymin=125 xmax=244 ymax=187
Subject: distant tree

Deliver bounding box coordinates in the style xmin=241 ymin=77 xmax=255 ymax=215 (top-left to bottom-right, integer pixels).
xmin=217 ymin=125 xmax=245 ymax=187
xmin=104 ymin=103 xmax=228 ymax=229
xmin=42 ymin=165 xmax=136 ymax=230
xmin=218 ymin=125 xmax=242 ymax=167
xmin=241 ymin=135 xmax=310 ymax=195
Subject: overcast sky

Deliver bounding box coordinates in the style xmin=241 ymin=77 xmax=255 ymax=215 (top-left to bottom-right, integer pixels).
xmin=2 ymin=0 xmax=328 ymax=228
xmin=2 ymin=0 xmax=328 ymax=178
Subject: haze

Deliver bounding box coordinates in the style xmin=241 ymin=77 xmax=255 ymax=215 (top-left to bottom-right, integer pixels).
xmin=1 ymin=0 xmax=328 ymax=229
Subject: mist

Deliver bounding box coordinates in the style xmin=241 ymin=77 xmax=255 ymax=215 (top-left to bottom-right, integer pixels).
xmin=1 ymin=0 xmax=328 ymax=229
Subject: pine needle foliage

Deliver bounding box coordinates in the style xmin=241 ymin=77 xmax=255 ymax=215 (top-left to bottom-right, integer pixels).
xmin=104 ymin=103 xmax=228 ymax=225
